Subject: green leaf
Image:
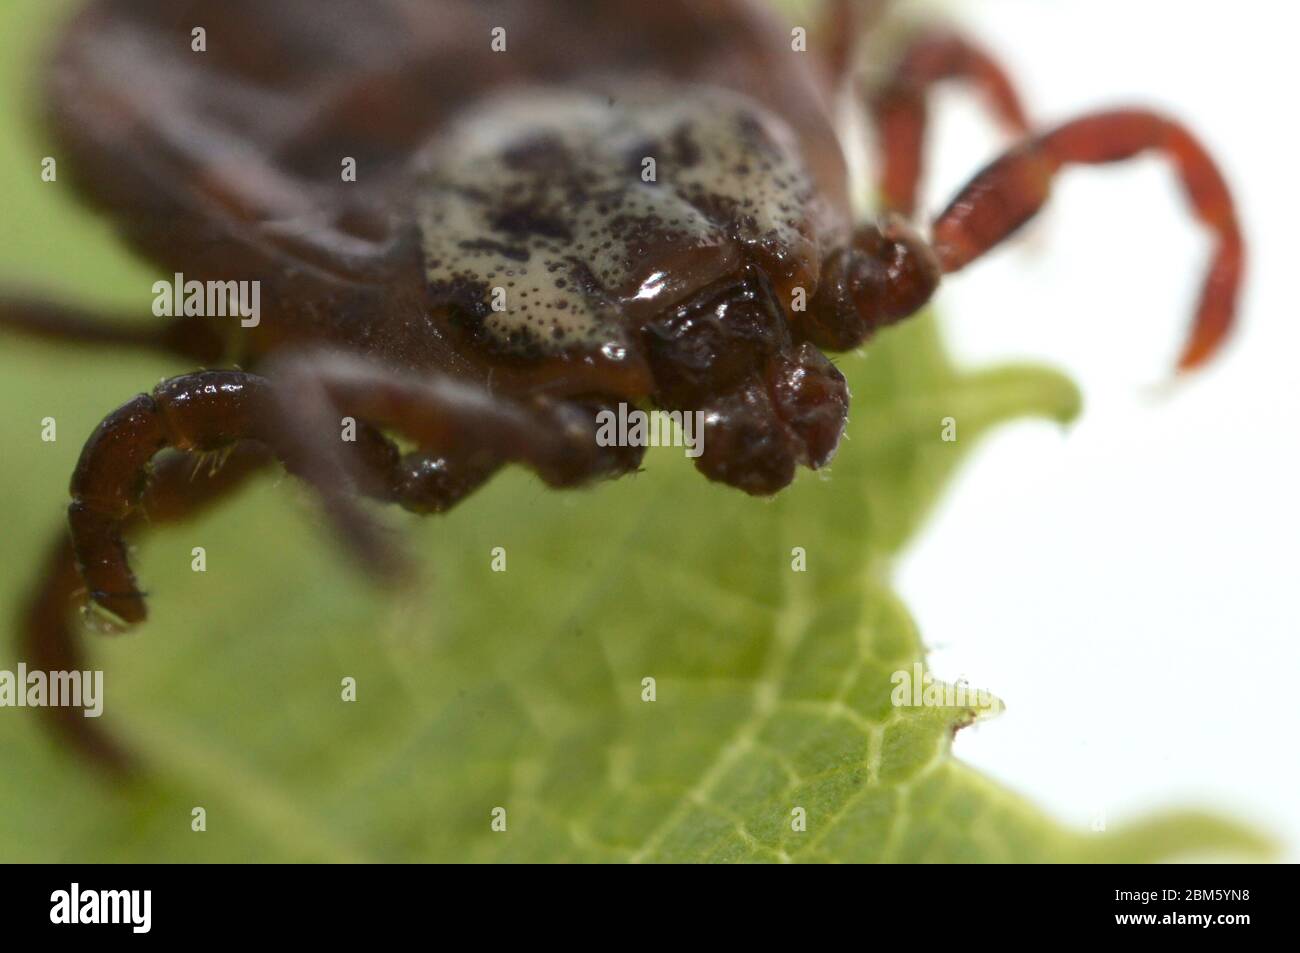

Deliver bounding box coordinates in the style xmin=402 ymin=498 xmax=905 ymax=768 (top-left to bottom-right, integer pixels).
xmin=0 ymin=0 xmax=1272 ymax=863
xmin=0 ymin=316 xmax=1269 ymax=862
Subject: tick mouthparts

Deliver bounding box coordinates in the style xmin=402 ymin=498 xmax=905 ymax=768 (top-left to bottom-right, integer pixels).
xmin=693 ymin=344 xmax=849 ymax=496
xmin=766 ymin=342 xmax=850 ymax=471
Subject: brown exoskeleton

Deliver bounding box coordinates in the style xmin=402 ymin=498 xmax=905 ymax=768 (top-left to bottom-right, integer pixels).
xmin=2 ymin=0 xmax=1243 ymax=770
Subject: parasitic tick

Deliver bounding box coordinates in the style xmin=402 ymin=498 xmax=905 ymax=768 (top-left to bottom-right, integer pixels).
xmin=2 ymin=0 xmax=1244 ymax=769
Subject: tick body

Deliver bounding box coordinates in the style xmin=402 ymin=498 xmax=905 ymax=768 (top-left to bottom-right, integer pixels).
xmin=4 ymin=0 xmax=1244 ymax=769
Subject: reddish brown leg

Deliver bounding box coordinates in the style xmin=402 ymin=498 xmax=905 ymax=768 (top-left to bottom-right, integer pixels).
xmin=67 ymin=357 xmax=640 ymax=630
xmin=870 ymin=29 xmax=1031 ymax=217
xmin=22 ymin=444 xmax=272 ymax=775
xmin=0 ymin=294 xmax=224 ymax=362
xmin=931 ymin=109 xmax=1244 ymax=370
xmin=66 ymin=368 xmax=403 ymax=627
xmin=67 ymin=371 xmax=278 ymax=629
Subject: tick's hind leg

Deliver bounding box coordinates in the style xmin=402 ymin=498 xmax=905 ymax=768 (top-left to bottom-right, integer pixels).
xmin=868 ymin=27 xmax=1031 ymax=217
xmin=930 ymin=109 xmax=1244 ymax=370
xmin=22 ymin=444 xmax=272 ymax=774
xmin=0 ymin=294 xmax=224 ymax=362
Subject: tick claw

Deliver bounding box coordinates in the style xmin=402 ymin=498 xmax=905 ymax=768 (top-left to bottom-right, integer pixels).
xmin=80 ymin=599 xmax=134 ymax=635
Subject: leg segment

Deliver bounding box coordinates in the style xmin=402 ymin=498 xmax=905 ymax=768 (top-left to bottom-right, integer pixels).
xmin=22 ymin=444 xmax=272 ymax=774
xmin=0 ymin=294 xmax=224 ymax=362
xmin=333 ymin=418 xmax=505 ymax=516
xmin=870 ymin=28 xmax=1031 ymax=217
xmin=262 ymin=352 xmax=642 ymax=562
xmin=388 ymin=451 xmax=504 ymax=516
xmin=930 ymin=109 xmax=1244 ymax=370
xmin=65 ymin=368 xmax=403 ymax=626
xmin=67 ymin=371 xmax=276 ymax=628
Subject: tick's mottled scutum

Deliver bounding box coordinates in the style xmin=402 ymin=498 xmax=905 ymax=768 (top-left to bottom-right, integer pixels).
xmin=417 ymin=86 xmax=821 ymax=356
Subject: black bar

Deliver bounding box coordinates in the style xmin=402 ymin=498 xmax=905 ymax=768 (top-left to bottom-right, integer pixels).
xmin=0 ymin=864 xmax=1288 ymax=939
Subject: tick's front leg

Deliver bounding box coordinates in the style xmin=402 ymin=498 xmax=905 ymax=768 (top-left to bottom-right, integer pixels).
xmin=66 ymin=358 xmax=643 ymax=629
xmin=66 ymin=370 xmax=278 ymax=628
xmin=65 ymin=368 xmax=411 ymax=627
xmin=931 ymin=110 xmax=1244 ymax=370
xmin=25 ymin=444 xmax=272 ymax=773
xmin=868 ymin=27 xmax=1030 ymax=217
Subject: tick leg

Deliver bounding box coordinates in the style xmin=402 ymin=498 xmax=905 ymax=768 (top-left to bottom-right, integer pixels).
xmin=67 ymin=370 xmax=283 ymax=628
xmin=64 ymin=368 xmax=405 ymax=626
xmin=29 ymin=418 xmax=462 ymax=774
xmin=0 ymin=294 xmax=224 ymax=362
xmin=264 ymin=353 xmax=643 ymax=564
xmin=931 ymin=109 xmax=1244 ymax=370
xmin=869 ymin=28 xmax=1030 ymax=217
xmin=23 ymin=444 xmax=272 ymax=774
xmin=66 ymin=358 xmax=641 ymax=631
xmin=331 ymin=418 xmax=503 ymax=515
xmin=389 ymin=452 xmax=503 ymax=515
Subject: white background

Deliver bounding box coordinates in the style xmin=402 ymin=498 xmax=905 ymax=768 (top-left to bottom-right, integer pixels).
xmin=891 ymin=0 xmax=1299 ymax=857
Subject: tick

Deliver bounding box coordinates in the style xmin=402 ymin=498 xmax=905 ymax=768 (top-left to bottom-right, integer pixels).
xmin=3 ymin=0 xmax=1243 ymax=769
